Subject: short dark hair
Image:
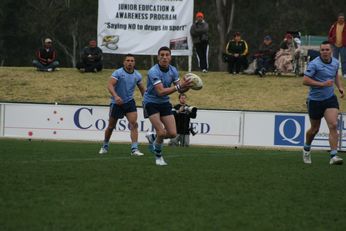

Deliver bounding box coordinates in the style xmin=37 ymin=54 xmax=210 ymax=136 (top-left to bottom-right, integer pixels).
xmin=124 ymin=53 xmax=135 ymax=60
xmin=321 ymin=41 xmax=331 ymax=45
xmin=179 ymin=93 xmax=186 ymax=99
xmin=158 ymin=46 xmax=171 ymax=55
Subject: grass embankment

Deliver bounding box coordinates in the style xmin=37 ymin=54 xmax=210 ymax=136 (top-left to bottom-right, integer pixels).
xmin=1 ymin=67 xmax=346 ymax=112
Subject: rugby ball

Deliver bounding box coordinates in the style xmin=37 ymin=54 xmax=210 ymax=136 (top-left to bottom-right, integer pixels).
xmin=184 ymin=73 xmax=203 ymax=90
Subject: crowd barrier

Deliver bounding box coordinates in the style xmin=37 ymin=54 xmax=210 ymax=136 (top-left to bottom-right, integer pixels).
xmin=1 ymin=102 xmax=346 ymax=150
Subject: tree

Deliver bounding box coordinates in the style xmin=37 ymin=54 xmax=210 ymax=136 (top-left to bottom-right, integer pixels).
xmin=215 ymin=0 xmax=236 ymax=71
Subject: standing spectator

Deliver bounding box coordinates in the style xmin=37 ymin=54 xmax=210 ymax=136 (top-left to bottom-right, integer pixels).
xmin=32 ymin=38 xmax=59 ymax=72
xmin=190 ymin=11 xmax=209 ymax=73
xmin=143 ymin=46 xmax=192 ymax=166
xmin=255 ymin=35 xmax=277 ymax=77
xmin=225 ymin=32 xmax=249 ymax=74
xmin=76 ymin=40 xmax=103 ymax=73
xmin=169 ymin=93 xmax=197 ymax=147
xmin=328 ymin=12 xmax=346 ymax=78
xmin=99 ymin=54 xmax=146 ymax=156
xmin=302 ymin=41 xmax=344 ymax=165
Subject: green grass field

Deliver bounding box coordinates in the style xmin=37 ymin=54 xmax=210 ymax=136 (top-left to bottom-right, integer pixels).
xmin=1 ymin=139 xmax=345 ymax=231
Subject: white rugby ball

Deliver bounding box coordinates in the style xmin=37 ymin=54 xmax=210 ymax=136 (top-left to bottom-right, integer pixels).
xmin=184 ymin=73 xmax=203 ymax=90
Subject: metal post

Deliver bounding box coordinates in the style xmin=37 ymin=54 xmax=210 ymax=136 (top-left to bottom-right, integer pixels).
xmin=0 ymin=103 xmax=5 ymax=137
xmin=338 ymin=113 xmax=343 ymax=151
xmin=188 ymin=55 xmax=192 ymax=72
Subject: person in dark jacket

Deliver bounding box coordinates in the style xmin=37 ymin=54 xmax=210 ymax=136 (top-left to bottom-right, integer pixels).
xmin=328 ymin=12 xmax=346 ymax=78
xmin=190 ymin=11 xmax=209 ymax=73
xmin=32 ymin=38 xmax=60 ymax=72
xmin=225 ymin=32 xmax=249 ymax=74
xmin=76 ymin=40 xmax=103 ymax=73
xmin=255 ymin=35 xmax=277 ymax=77
xmin=169 ymin=93 xmax=197 ymax=147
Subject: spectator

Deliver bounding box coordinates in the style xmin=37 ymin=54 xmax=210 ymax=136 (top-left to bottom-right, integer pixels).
xmin=255 ymin=35 xmax=277 ymax=77
xmin=190 ymin=11 xmax=209 ymax=73
xmin=328 ymin=12 xmax=346 ymax=78
xmin=225 ymin=32 xmax=249 ymax=74
xmin=275 ymin=33 xmax=298 ymax=74
xmin=32 ymin=38 xmax=59 ymax=72
xmin=76 ymin=40 xmax=103 ymax=73
xmin=169 ymin=93 xmax=197 ymax=147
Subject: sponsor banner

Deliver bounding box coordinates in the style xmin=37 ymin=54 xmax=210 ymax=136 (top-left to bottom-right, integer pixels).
xmin=2 ymin=103 xmax=241 ymax=146
xmin=274 ymin=115 xmax=305 ymax=146
xmin=97 ymin=0 xmax=193 ymax=56
xmin=243 ymin=112 xmax=346 ymax=149
xmin=2 ymin=103 xmax=346 ymax=149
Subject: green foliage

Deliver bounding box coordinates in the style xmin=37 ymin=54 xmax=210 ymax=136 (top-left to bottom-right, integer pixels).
xmin=1 ymin=139 xmax=346 ymax=230
xmin=0 ymin=0 xmax=345 ymax=70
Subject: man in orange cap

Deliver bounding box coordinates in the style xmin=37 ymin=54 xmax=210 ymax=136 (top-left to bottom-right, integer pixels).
xmin=190 ymin=11 xmax=209 ymax=73
xmin=76 ymin=39 xmax=103 ymax=73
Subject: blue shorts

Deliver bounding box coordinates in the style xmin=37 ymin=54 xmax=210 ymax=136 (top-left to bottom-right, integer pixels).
xmin=144 ymin=102 xmax=173 ymax=118
xmin=307 ymin=95 xmax=339 ymax=120
xmin=110 ymin=99 xmax=137 ymax=119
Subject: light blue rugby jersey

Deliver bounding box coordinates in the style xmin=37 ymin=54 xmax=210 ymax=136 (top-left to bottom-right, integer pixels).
xmin=143 ymin=64 xmax=180 ymax=104
xmin=304 ymin=56 xmax=339 ymax=101
xmin=110 ymin=67 xmax=142 ymax=104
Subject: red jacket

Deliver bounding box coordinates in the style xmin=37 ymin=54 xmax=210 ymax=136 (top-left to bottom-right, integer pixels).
xmin=328 ymin=22 xmax=346 ymax=47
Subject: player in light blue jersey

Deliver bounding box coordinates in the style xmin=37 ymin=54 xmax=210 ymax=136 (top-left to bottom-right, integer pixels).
xmin=143 ymin=46 xmax=192 ymax=166
xmin=99 ymin=54 xmax=146 ymax=156
xmin=303 ymin=41 xmax=344 ymax=165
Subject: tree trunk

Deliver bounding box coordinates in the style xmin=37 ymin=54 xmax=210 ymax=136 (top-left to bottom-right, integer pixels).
xmin=215 ymin=0 xmax=236 ymax=71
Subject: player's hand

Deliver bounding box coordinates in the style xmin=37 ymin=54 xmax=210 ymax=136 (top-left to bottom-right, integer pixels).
xmin=323 ymin=80 xmax=334 ymax=87
xmin=339 ymin=88 xmax=345 ymax=98
xmin=180 ymin=76 xmax=193 ymax=88
xmin=115 ymin=96 xmax=123 ymax=105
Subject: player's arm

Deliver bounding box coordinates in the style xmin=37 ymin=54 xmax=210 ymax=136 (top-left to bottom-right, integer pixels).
xmin=107 ymin=77 xmax=123 ymax=105
xmin=137 ymin=82 xmax=146 ymax=96
xmin=154 ymin=78 xmax=192 ymax=96
xmin=303 ymin=76 xmax=334 ymax=87
xmin=334 ymin=73 xmax=345 ymax=98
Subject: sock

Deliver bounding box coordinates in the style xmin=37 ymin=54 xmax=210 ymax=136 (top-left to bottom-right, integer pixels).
xmin=131 ymin=142 xmax=138 ymax=152
xmin=303 ymin=143 xmax=311 ymax=151
xmin=330 ymin=150 xmax=337 ymax=158
xmin=103 ymin=141 xmax=109 ymax=148
xmin=153 ymin=141 xmax=163 ymax=157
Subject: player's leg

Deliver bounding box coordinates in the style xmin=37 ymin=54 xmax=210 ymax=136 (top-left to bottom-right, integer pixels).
xmin=305 ymin=118 xmax=321 ymax=146
xmin=126 ymin=111 xmax=143 ymax=156
xmin=148 ymin=113 xmax=168 ymax=165
xmin=324 ymin=107 xmax=343 ymax=164
xmin=303 ymin=99 xmax=322 ymax=163
xmin=324 ymin=108 xmax=339 ymax=151
xmin=99 ymin=116 xmax=118 ymax=154
xmin=99 ymin=104 xmax=121 ymax=154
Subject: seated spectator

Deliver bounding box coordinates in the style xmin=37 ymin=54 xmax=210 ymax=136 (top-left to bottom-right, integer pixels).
xmin=76 ymin=40 xmax=103 ymax=73
xmin=275 ymin=33 xmax=299 ymax=74
xmin=224 ymin=32 xmax=249 ymax=74
xmin=255 ymin=35 xmax=277 ymax=77
xmin=32 ymin=38 xmax=60 ymax=72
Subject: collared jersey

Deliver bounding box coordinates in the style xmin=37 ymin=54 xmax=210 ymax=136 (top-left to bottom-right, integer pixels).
xmin=143 ymin=64 xmax=179 ymax=104
xmin=304 ymin=56 xmax=339 ymax=101
xmin=110 ymin=67 xmax=142 ymax=104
